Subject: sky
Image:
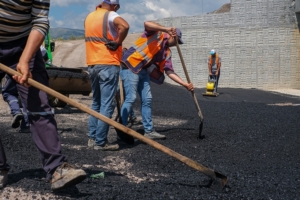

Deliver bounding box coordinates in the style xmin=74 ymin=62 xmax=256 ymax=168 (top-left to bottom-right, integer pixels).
xmin=49 ymin=0 xmax=230 ymax=33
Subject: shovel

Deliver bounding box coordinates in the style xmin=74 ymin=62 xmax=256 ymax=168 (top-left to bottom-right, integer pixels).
xmin=175 ymin=39 xmax=205 ymax=139
xmin=0 ymin=63 xmax=227 ymax=192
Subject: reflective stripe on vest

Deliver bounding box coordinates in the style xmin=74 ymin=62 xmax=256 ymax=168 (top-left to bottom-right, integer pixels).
xmin=85 ymin=11 xmax=110 ymax=44
xmin=123 ymin=31 xmax=165 ymax=73
xmin=157 ymin=49 xmax=171 ymax=73
xmin=209 ymin=54 xmax=220 ymax=67
xmin=85 ymin=8 xmax=122 ymax=66
xmin=27 ymin=111 xmax=54 ymax=116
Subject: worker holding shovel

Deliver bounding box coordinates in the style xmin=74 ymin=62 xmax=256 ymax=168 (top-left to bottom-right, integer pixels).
xmin=0 ymin=0 xmax=86 ymax=190
xmin=119 ymin=21 xmax=194 ymax=142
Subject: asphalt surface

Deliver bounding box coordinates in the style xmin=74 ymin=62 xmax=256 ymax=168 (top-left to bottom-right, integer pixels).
xmin=0 ymin=83 xmax=300 ymax=199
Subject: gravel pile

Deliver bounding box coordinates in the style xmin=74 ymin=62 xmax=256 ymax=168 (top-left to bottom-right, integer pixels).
xmin=0 ymin=83 xmax=300 ymax=199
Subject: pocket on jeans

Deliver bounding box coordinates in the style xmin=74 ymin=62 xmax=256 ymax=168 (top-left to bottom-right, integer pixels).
xmin=99 ymin=69 xmax=110 ymax=81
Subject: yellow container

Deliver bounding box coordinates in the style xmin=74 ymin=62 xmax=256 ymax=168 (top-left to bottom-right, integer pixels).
xmin=206 ymin=82 xmax=215 ymax=91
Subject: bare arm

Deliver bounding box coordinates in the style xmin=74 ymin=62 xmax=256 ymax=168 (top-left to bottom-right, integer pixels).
xmin=144 ymin=21 xmax=176 ymax=37
xmin=216 ymin=62 xmax=221 ymax=75
xmin=165 ymin=70 xmax=194 ymax=91
xmin=113 ymin=17 xmax=129 ymax=45
xmin=13 ymin=30 xmax=45 ymax=87
xmin=208 ymin=63 xmax=212 ymax=75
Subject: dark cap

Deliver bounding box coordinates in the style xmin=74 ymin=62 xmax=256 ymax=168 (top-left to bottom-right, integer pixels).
xmin=176 ymin=28 xmax=184 ymax=44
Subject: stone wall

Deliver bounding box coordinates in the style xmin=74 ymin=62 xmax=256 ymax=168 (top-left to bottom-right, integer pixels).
xmin=155 ymin=0 xmax=300 ymax=89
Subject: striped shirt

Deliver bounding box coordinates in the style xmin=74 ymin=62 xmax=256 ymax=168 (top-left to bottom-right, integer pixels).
xmin=0 ymin=0 xmax=50 ymax=42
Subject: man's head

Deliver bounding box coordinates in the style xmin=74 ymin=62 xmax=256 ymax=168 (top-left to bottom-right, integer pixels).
xmin=210 ymin=49 xmax=216 ymax=56
xmin=167 ymin=28 xmax=184 ymax=47
xmin=102 ymin=0 xmax=120 ymax=12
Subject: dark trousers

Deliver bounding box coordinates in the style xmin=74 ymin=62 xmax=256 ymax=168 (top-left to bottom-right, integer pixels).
xmin=210 ymin=70 xmax=220 ymax=92
xmin=0 ymin=37 xmax=66 ymax=175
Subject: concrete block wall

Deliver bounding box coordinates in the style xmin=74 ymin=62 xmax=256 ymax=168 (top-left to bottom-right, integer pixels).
xmin=155 ymin=0 xmax=300 ymax=89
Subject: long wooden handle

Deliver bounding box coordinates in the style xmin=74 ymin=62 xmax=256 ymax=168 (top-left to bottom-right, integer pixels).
xmin=0 ymin=63 xmax=220 ymax=179
xmin=175 ymin=41 xmax=204 ymax=120
xmin=119 ymin=66 xmax=124 ymax=105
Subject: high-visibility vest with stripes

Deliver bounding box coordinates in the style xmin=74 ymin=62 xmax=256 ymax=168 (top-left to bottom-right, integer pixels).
xmin=209 ymin=54 xmax=221 ymax=67
xmin=122 ymin=31 xmax=169 ymax=73
xmin=85 ymin=8 xmax=122 ymax=66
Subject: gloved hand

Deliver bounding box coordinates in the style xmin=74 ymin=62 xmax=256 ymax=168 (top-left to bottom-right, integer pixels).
xmin=105 ymin=41 xmax=120 ymax=51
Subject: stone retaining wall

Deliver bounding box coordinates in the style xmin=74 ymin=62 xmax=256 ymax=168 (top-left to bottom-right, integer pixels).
xmin=156 ymin=0 xmax=300 ymax=89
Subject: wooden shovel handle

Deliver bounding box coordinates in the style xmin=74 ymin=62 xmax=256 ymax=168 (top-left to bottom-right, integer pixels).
xmin=0 ymin=63 xmax=224 ymax=182
xmin=175 ymin=40 xmax=204 ymax=120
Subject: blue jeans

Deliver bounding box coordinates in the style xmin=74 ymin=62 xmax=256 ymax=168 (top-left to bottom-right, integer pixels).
xmin=120 ymin=69 xmax=153 ymax=133
xmin=88 ymin=65 xmax=119 ymax=145
xmin=116 ymin=81 xmax=136 ymax=120
xmin=2 ymin=75 xmax=29 ymax=128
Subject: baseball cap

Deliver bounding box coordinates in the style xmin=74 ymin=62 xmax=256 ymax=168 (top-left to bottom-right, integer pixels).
xmin=176 ymin=28 xmax=184 ymax=44
xmin=103 ymin=0 xmax=119 ymax=4
xmin=210 ymin=49 xmax=216 ymax=55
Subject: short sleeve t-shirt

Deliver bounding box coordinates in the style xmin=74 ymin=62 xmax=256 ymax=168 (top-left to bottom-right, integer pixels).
xmin=107 ymin=12 xmax=119 ymax=39
xmin=207 ymin=56 xmax=221 ymax=71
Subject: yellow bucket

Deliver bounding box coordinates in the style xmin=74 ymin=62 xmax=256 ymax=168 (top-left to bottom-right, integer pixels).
xmin=206 ymin=82 xmax=215 ymax=91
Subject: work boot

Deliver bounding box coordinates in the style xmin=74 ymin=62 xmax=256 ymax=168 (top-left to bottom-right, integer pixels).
xmin=94 ymin=142 xmax=119 ymax=151
xmin=144 ymin=131 xmax=166 ymax=140
xmin=11 ymin=114 xmax=23 ymax=128
xmin=87 ymin=138 xmax=94 ymax=147
xmin=0 ymin=170 xmax=8 ymax=189
xmin=51 ymin=162 xmax=86 ymax=191
xmin=19 ymin=126 xmax=31 ymax=133
xmin=128 ymin=117 xmax=142 ymax=126
xmin=116 ymin=125 xmax=135 ymax=145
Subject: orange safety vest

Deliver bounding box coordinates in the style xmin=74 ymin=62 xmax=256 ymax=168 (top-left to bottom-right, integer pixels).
xmin=209 ymin=54 xmax=220 ymax=67
xmin=146 ymin=49 xmax=171 ymax=84
xmin=122 ymin=31 xmax=167 ymax=73
xmin=85 ymin=8 xmax=122 ymax=66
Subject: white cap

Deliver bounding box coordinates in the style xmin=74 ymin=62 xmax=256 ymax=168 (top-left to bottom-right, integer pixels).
xmin=210 ymin=49 xmax=216 ymax=55
xmin=103 ymin=0 xmax=119 ymax=4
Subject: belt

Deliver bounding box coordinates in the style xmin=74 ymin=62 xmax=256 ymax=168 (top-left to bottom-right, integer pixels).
xmin=121 ymin=63 xmax=128 ymax=70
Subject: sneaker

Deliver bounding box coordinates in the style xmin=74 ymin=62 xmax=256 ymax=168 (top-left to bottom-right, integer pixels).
xmin=51 ymin=162 xmax=86 ymax=191
xmin=0 ymin=170 xmax=8 ymax=189
xmin=19 ymin=127 xmax=31 ymax=133
xmin=144 ymin=131 xmax=166 ymax=140
xmin=11 ymin=114 xmax=24 ymax=128
xmin=87 ymin=139 xmax=94 ymax=147
xmin=94 ymin=142 xmax=119 ymax=151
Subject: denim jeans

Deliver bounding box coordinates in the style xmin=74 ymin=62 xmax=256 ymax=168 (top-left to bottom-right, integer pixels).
xmin=120 ymin=68 xmax=153 ymax=133
xmin=116 ymin=80 xmax=136 ymax=120
xmin=2 ymin=75 xmax=29 ymax=128
xmin=88 ymin=65 xmax=119 ymax=145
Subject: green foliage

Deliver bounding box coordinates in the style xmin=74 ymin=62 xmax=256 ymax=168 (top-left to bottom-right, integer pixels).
xmin=50 ymin=28 xmax=84 ymax=40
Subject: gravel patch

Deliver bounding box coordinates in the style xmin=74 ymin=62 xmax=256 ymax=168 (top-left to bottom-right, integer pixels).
xmin=0 ymin=84 xmax=300 ymax=199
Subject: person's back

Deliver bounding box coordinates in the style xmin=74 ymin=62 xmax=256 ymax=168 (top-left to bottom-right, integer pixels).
xmin=84 ymin=0 xmax=129 ymax=151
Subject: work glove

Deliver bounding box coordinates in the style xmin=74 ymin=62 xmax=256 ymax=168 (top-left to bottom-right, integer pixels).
xmin=105 ymin=41 xmax=120 ymax=51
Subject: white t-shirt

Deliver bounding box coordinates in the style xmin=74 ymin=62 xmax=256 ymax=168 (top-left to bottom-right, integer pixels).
xmin=40 ymin=45 xmax=47 ymax=57
xmin=107 ymin=12 xmax=119 ymax=39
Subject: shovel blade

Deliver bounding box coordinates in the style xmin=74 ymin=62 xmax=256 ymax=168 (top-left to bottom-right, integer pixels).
xmin=209 ymin=171 xmax=228 ymax=192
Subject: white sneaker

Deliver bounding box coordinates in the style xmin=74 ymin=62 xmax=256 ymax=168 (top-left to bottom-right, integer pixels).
xmin=144 ymin=131 xmax=166 ymax=140
xmin=88 ymin=139 xmax=94 ymax=147
xmin=0 ymin=170 xmax=8 ymax=189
